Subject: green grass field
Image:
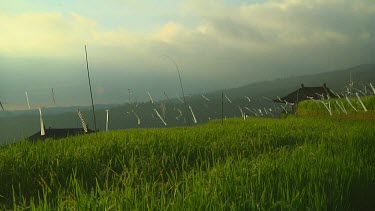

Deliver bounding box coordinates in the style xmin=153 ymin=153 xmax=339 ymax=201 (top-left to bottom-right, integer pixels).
xmin=298 ymin=95 xmax=375 ymax=118
xmin=1 ymin=116 xmax=375 ymax=210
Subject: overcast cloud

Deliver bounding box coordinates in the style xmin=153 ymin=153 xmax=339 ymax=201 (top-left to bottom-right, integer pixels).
xmin=1 ymin=0 xmax=374 ymax=109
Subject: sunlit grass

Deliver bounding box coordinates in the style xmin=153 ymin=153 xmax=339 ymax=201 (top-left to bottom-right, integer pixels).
xmin=298 ymin=95 xmax=375 ymax=118
xmin=0 ymin=116 xmax=374 ymax=210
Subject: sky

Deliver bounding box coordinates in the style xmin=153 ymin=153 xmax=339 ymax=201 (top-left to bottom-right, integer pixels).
xmin=1 ymin=0 xmax=375 ymax=109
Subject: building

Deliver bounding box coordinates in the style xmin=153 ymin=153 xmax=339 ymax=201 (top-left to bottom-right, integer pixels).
xmin=273 ymin=83 xmax=339 ymax=113
xmin=27 ymin=128 xmax=94 ymax=142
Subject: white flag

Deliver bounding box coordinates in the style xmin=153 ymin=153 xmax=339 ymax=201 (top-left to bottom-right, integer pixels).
xmin=225 ymin=94 xmax=232 ymax=103
xmin=201 ymin=94 xmax=210 ymax=101
xmin=189 ymin=106 xmax=198 ymax=124
xmin=133 ymin=111 xmax=141 ymax=125
xmin=105 ymin=109 xmax=109 ymax=131
xmin=154 ymin=109 xmax=167 ymax=126
xmin=25 ymin=91 xmax=31 ymax=110
xmin=356 ymin=93 xmax=367 ymax=112
xmin=77 ymin=109 xmax=88 ymax=133
xmin=38 ymin=108 xmax=45 ymax=136
xmin=147 ymin=91 xmax=154 ymax=104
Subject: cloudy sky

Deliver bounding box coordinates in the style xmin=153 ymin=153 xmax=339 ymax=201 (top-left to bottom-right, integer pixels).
xmin=1 ymin=0 xmax=374 ymax=109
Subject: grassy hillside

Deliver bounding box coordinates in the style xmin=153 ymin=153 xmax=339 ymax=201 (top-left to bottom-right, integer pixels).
xmin=0 ymin=116 xmax=374 ymax=210
xmin=298 ymin=95 xmax=375 ymax=118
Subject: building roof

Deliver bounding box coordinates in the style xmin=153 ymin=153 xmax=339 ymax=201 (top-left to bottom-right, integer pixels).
xmin=27 ymin=128 xmax=94 ymax=142
xmin=273 ymin=83 xmax=338 ymax=104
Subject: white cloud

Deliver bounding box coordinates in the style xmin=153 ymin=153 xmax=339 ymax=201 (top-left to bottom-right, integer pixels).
xmin=1 ymin=0 xmax=375 ymax=108
xmin=1 ymin=0 xmax=374 ymax=83
xmin=0 ymin=11 xmax=143 ymax=57
xmin=183 ymin=0 xmax=374 ymax=47
xmin=2 ymin=0 xmax=374 ymax=56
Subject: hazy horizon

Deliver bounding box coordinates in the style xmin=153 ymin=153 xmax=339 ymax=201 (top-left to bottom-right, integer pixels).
xmin=1 ymin=0 xmax=375 ymax=110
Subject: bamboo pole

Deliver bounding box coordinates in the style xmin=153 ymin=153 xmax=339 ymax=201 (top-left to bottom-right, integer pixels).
xmin=85 ymin=45 xmax=97 ymax=132
xmin=221 ymin=91 xmax=224 ymax=124
xmin=163 ymin=55 xmax=190 ymax=126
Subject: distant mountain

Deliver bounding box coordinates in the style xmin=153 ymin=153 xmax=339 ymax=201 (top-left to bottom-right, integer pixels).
xmin=211 ymin=64 xmax=375 ymax=100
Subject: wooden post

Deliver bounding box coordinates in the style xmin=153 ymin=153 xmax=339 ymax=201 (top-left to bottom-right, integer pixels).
xmin=52 ymin=88 xmax=56 ymax=104
xmin=85 ymin=45 xmax=97 ymax=132
xmin=221 ymin=91 xmax=224 ymax=124
xmin=163 ymin=55 xmax=190 ymax=126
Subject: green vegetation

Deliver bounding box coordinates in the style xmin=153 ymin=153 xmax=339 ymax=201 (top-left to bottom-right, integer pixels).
xmin=0 ymin=116 xmax=374 ymax=210
xmin=298 ymin=95 xmax=375 ymax=118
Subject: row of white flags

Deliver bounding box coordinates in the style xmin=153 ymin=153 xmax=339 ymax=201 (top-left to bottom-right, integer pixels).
xmin=22 ymin=83 xmax=375 ymax=135
xmin=38 ymin=108 xmax=89 ymax=136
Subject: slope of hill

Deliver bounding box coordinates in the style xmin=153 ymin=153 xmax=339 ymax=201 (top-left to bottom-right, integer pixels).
xmin=1 ymin=116 xmax=374 ymax=210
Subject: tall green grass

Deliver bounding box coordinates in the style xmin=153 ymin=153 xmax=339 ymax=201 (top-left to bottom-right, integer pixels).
xmin=298 ymin=95 xmax=375 ymax=118
xmin=0 ymin=116 xmax=374 ymax=210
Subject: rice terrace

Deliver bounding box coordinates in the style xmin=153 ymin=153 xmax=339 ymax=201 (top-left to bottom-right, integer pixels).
xmin=1 ymin=0 xmax=375 ymax=210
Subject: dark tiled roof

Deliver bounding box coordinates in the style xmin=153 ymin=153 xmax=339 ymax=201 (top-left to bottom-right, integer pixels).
xmin=27 ymin=128 xmax=94 ymax=142
xmin=273 ymin=84 xmax=339 ymax=104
